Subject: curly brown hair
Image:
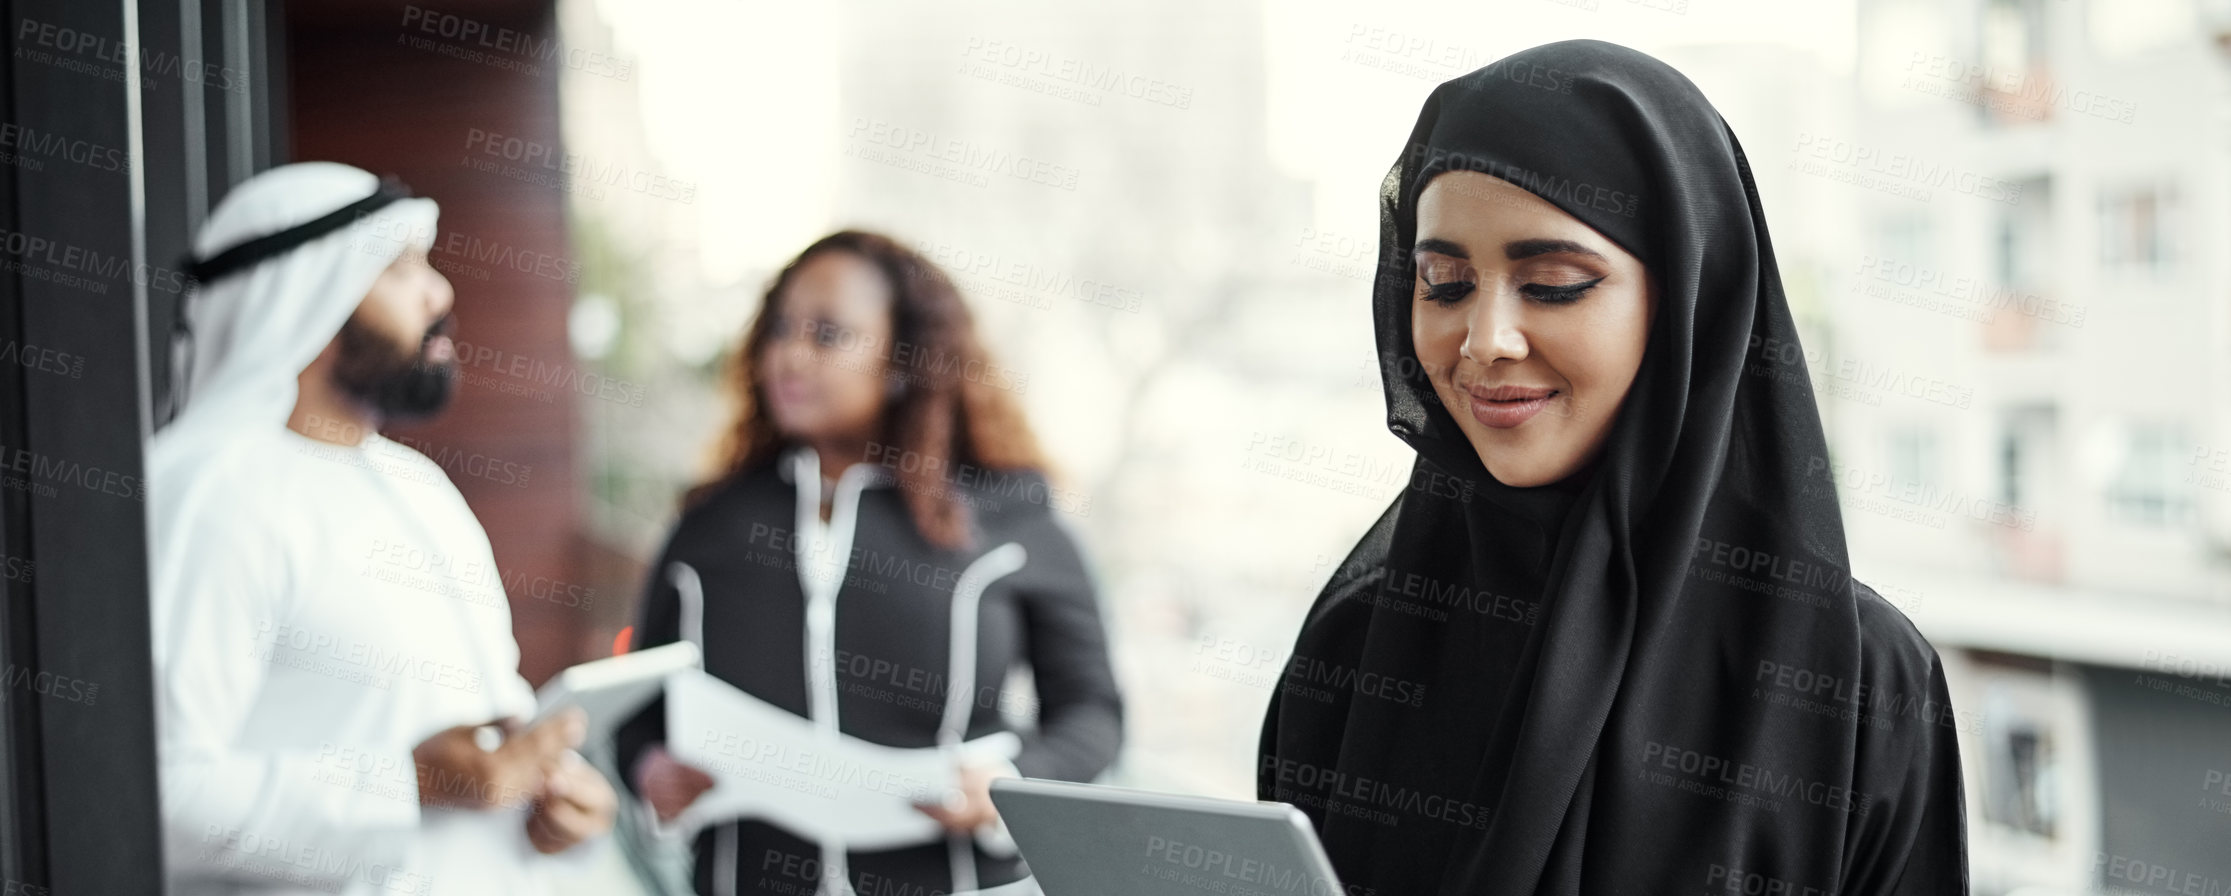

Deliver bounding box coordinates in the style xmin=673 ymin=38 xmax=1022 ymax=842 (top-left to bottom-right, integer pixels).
xmin=688 ymin=230 xmax=1047 ymax=550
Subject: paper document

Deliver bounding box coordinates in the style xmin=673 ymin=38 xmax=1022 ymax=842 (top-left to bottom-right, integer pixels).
xmin=666 ymin=670 xmax=1021 ymax=849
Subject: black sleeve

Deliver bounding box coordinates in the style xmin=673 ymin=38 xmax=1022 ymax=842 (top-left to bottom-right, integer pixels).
xmin=1009 ymin=519 xmax=1124 ymax=782
xmin=1256 ymin=685 xmax=1283 ymax=802
xmin=612 ymin=529 xmax=686 ymax=798
xmin=1841 ymin=642 xmax=1972 ymax=895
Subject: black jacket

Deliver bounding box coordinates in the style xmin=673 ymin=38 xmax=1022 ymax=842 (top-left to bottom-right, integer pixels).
xmin=617 ymin=446 xmax=1123 ymax=895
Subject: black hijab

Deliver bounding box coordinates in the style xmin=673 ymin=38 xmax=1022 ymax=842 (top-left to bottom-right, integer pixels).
xmin=1259 ymin=40 xmax=1968 ymax=895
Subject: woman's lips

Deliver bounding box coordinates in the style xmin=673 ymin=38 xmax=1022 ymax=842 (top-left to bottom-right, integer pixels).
xmin=1467 ymin=385 xmax=1557 ymax=429
xmin=768 ymin=381 xmax=813 ymax=407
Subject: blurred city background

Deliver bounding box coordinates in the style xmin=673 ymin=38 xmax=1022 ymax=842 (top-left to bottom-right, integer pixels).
xmin=552 ymin=2 xmax=2231 ymax=892
xmin=5 ymin=0 xmax=2229 ymax=893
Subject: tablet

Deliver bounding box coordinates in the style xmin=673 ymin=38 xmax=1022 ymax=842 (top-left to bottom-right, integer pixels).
xmin=989 ymin=778 xmax=1348 ymax=896
xmin=532 ymin=640 xmax=701 ymax=740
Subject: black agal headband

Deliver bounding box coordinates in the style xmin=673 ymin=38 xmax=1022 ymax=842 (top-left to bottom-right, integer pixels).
xmin=159 ymin=177 xmax=415 ymax=427
xmin=183 ymin=177 xmax=414 ymax=285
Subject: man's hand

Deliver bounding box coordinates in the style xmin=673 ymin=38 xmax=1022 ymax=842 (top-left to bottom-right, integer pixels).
xmin=915 ymin=760 xmax=1015 ymax=832
xmin=527 ymin=750 xmax=617 ymax=854
xmin=412 ymin=707 xmax=586 ymax=810
xmin=632 ymin=744 xmax=716 ymax=823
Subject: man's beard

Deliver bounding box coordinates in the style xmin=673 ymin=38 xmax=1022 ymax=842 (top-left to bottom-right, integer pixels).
xmin=331 ymin=310 xmax=457 ymax=424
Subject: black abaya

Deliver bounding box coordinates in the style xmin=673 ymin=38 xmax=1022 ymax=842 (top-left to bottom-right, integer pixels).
xmin=1258 ymin=39 xmax=1968 ymax=896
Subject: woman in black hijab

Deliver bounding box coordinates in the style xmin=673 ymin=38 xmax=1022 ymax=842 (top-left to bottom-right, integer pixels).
xmin=1258 ymin=40 xmax=1967 ymax=895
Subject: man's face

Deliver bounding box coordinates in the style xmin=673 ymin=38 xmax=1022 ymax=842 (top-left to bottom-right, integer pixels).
xmin=332 ymin=248 xmax=458 ymax=423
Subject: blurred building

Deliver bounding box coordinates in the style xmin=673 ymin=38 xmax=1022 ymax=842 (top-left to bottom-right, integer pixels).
xmin=822 ymin=0 xmax=1370 ymax=797
xmin=1840 ymin=1 xmax=2231 ymax=892
xmin=552 ymin=0 xmax=724 ymax=653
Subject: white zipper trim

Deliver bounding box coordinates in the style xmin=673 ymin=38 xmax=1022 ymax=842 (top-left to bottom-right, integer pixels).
xmin=666 ymin=558 xmax=737 ymax=895
xmin=668 ymin=560 xmax=706 ymax=654
xmin=714 ymin=821 xmax=739 ymax=896
xmin=939 ymin=543 xmax=1027 ymax=748
xmin=791 ymin=449 xmax=883 ymax=733
xmin=940 ymin=540 xmax=1028 ymax=893
xmin=789 ymin=448 xmax=884 ymax=896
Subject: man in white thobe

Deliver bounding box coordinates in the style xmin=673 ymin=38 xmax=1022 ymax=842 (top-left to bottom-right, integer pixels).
xmin=148 ymin=162 xmax=616 ymax=895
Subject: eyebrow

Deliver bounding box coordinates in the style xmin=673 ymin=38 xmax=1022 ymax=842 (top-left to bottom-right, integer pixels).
xmin=1413 ymin=238 xmax=1468 ymax=260
xmin=1504 ymin=238 xmax=1605 ymax=262
xmin=1412 ymin=237 xmax=1606 ymax=263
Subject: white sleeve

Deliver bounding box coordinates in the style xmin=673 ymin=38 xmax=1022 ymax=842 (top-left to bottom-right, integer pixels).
xmin=151 ymin=496 xmax=422 ymax=887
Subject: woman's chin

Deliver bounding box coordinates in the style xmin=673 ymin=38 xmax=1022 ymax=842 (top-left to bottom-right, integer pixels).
xmin=1474 ymin=447 xmax=1577 ymax=489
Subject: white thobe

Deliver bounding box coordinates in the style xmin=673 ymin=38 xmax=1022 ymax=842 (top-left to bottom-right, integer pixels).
xmin=150 ymin=426 xmax=574 ymax=895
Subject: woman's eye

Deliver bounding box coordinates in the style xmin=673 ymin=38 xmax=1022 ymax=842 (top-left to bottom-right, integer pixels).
xmin=1419 ymin=278 xmax=1475 ymax=305
xmin=1520 ymin=277 xmax=1605 ymax=305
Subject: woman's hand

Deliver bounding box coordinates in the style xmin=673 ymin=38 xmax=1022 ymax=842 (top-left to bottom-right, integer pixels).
xmin=633 ymin=744 xmax=716 ymax=823
xmin=915 ymin=760 xmax=1016 ymax=832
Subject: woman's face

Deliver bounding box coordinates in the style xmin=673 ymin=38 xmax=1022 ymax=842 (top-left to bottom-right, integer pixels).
xmin=1410 ymin=171 xmax=1657 ymax=487
xmin=756 ymin=251 xmax=895 ymax=446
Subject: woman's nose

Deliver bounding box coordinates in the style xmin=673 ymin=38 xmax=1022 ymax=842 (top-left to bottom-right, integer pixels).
xmin=1461 ymin=291 xmax=1529 ymax=366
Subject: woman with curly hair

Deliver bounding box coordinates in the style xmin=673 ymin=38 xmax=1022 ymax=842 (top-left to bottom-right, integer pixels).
xmin=617 ymin=230 xmax=1122 ymax=896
